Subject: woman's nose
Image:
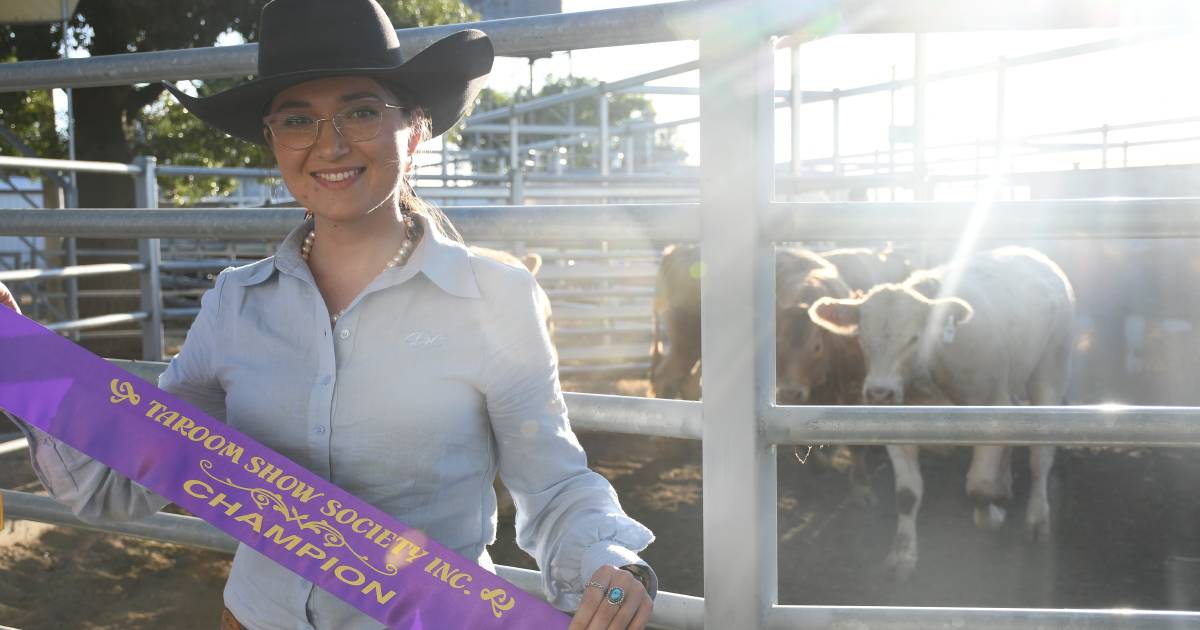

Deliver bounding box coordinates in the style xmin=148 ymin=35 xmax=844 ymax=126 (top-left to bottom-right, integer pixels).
xmin=314 ymin=119 xmax=350 ymax=156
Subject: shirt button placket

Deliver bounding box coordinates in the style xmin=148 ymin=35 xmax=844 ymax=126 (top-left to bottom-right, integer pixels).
xmin=310 ymin=295 xmax=336 ymax=481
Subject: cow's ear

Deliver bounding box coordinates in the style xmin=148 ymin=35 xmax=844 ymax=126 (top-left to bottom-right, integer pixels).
xmin=934 ymin=297 xmax=974 ymax=326
xmin=522 ymin=253 xmax=543 ymax=275
xmin=809 ymin=297 xmax=860 ymax=336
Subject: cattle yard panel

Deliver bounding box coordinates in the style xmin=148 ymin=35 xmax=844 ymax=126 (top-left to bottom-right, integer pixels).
xmin=3 ymin=1 xmax=1200 ymax=629
xmin=698 ymin=9 xmax=778 ymax=625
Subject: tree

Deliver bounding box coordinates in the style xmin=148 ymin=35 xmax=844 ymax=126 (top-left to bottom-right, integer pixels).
xmin=463 ymin=75 xmax=687 ymax=175
xmin=0 ymin=0 xmax=476 ymax=358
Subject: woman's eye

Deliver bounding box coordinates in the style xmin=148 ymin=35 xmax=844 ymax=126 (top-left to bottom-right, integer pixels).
xmin=344 ymin=106 xmax=382 ymax=121
xmin=281 ymin=114 xmax=314 ymax=128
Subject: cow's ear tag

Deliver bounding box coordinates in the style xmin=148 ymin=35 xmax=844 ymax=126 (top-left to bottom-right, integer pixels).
xmin=941 ymin=317 xmax=957 ymax=344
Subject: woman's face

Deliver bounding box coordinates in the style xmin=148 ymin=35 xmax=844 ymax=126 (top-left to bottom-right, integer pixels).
xmin=265 ymin=76 xmax=418 ymax=223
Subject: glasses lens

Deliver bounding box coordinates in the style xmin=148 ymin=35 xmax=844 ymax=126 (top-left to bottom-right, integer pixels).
xmin=267 ymin=104 xmax=399 ymax=149
xmin=335 ymin=104 xmax=387 ymax=143
xmin=270 ymin=113 xmax=320 ymax=149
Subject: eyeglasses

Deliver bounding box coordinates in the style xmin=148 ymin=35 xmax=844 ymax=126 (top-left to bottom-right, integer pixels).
xmin=263 ymin=102 xmax=406 ymax=150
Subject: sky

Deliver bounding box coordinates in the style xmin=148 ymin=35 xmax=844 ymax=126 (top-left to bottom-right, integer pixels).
xmin=50 ymin=0 xmax=1200 ymax=175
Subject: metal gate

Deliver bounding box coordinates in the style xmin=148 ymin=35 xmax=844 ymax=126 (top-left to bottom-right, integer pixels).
xmin=3 ymin=1 xmax=1200 ymax=628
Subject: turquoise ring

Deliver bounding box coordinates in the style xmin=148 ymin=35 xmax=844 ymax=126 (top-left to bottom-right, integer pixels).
xmin=605 ymin=585 xmax=626 ymax=606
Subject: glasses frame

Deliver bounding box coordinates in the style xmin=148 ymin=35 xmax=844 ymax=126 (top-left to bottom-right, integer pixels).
xmin=263 ymin=102 xmax=407 ymax=150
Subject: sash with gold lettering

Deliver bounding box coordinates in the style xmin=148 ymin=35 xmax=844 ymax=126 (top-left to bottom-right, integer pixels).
xmin=0 ymin=307 xmax=570 ymax=629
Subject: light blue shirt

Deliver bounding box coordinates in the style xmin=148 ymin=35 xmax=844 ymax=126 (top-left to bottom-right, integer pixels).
xmin=12 ymin=212 xmax=655 ymax=629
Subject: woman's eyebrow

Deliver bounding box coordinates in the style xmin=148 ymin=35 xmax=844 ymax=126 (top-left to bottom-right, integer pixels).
xmin=273 ymin=99 xmax=310 ymax=112
xmin=272 ymin=92 xmax=383 ymax=112
xmin=338 ymin=91 xmax=386 ymax=103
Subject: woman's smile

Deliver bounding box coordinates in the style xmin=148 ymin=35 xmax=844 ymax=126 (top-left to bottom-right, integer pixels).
xmin=311 ymin=166 xmax=368 ymax=189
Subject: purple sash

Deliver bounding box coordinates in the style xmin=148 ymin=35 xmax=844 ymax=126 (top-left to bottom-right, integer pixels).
xmin=0 ymin=307 xmax=570 ymax=629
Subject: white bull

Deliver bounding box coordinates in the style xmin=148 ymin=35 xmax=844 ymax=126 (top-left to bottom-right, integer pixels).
xmin=809 ymin=246 xmax=1075 ymax=579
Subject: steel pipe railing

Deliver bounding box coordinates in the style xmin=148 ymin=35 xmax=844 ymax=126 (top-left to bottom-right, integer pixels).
xmin=766 ymin=605 xmax=1200 ymax=630
xmin=0 ymin=0 xmax=1152 ymax=94
xmin=105 ymin=359 xmax=700 ymax=440
xmin=0 ymin=205 xmax=700 ymax=241
xmin=0 ymin=489 xmax=238 ymax=554
xmin=161 ymin=307 xmax=200 ymax=319
xmin=158 ymin=260 xmax=242 ymax=272
xmin=0 ymin=155 xmax=142 ymax=175
xmin=14 ymin=199 xmax=1200 ymax=244
xmin=562 ymin=393 xmax=701 ymax=440
xmin=763 ymin=404 xmax=1200 ymax=448
xmin=467 ymin=60 xmax=700 ymax=125
xmin=156 ymin=165 xmax=279 ymax=178
xmin=0 ymin=437 xmax=29 ymax=456
xmin=45 ymin=311 xmax=148 ymax=332
xmin=0 ymin=489 xmax=700 ymax=630
xmin=0 ymin=3 xmax=705 ymax=93
xmin=764 ymin=198 xmax=1200 ymax=241
xmin=0 ymin=262 xmax=145 ymax=283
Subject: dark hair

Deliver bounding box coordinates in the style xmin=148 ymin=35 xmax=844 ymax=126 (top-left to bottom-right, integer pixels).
xmin=397 ymin=104 xmax=465 ymax=244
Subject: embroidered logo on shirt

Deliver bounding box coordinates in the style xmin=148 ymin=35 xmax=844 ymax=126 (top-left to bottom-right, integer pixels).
xmin=405 ymin=330 xmax=446 ymax=348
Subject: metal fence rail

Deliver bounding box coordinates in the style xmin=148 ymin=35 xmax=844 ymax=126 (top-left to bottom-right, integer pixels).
xmin=766 ymin=606 xmax=1200 ymax=629
xmin=3 ymin=1 xmax=1200 ymax=629
xmin=0 ymin=489 xmax=702 ymax=630
xmin=0 ymin=205 xmax=700 ymax=241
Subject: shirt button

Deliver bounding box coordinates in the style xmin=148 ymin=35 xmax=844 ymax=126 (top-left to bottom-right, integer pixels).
xmin=314 ymin=425 xmax=326 ymax=435
xmin=318 ymin=375 xmax=332 ymax=385
xmin=338 ymin=329 xmax=351 ymax=340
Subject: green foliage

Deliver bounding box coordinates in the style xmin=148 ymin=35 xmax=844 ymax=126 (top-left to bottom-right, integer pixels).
xmin=0 ymin=90 xmax=65 ymax=161
xmin=134 ymin=79 xmax=277 ymax=207
xmin=464 ymin=74 xmax=686 ymax=173
xmin=382 ymin=0 xmax=478 ymax=27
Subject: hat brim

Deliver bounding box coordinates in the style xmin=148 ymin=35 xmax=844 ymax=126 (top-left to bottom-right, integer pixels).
xmin=164 ymin=29 xmax=493 ymax=144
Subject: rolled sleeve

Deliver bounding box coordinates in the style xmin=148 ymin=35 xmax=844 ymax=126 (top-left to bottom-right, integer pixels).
xmin=158 ymin=271 xmax=229 ymax=421
xmin=482 ymin=268 xmax=655 ymax=611
xmin=582 ymin=541 xmax=658 ymax=600
xmin=5 ymin=410 xmax=169 ymax=523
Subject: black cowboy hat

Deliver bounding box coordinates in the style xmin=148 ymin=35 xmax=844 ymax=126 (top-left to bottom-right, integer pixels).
xmin=164 ymin=0 xmax=493 ymax=144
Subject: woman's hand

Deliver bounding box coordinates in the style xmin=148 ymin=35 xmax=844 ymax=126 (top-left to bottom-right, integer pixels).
xmin=0 ymin=281 xmax=20 ymax=315
xmin=568 ymin=564 xmax=653 ymax=630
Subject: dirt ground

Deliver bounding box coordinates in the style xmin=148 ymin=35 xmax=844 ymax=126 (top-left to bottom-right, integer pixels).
xmin=3 ymin=376 xmax=1200 ymax=628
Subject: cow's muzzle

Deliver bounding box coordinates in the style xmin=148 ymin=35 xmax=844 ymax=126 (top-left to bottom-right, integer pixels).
xmin=864 ymin=385 xmax=902 ymax=405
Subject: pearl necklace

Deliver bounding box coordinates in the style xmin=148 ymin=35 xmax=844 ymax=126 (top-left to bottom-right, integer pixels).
xmin=301 ymin=213 xmax=419 ymax=323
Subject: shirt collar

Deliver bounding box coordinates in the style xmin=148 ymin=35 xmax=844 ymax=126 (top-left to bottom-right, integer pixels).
xmin=271 ymin=220 xmax=310 ymax=281
xmin=408 ymin=212 xmax=482 ymax=299
xmin=268 ymin=212 xmax=481 ymax=299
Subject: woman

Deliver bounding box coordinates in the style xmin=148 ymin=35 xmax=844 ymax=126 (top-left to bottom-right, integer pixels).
xmin=0 ymin=1 xmax=656 ymax=628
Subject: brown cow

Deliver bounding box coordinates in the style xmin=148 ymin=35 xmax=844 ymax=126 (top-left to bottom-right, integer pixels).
xmin=650 ymin=244 xmax=906 ymax=404
xmin=810 ymin=246 xmax=1075 ymax=580
xmin=649 ymin=245 xmax=883 ymax=502
xmin=774 ymin=248 xmax=861 ymax=405
xmin=649 ymin=244 xmax=703 ymax=400
xmin=650 ymin=244 xmax=840 ymax=401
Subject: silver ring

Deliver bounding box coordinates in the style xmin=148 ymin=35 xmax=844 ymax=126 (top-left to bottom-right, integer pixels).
xmin=585 ymin=581 xmax=607 ymax=591
xmin=605 ymin=585 xmax=627 ymax=606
